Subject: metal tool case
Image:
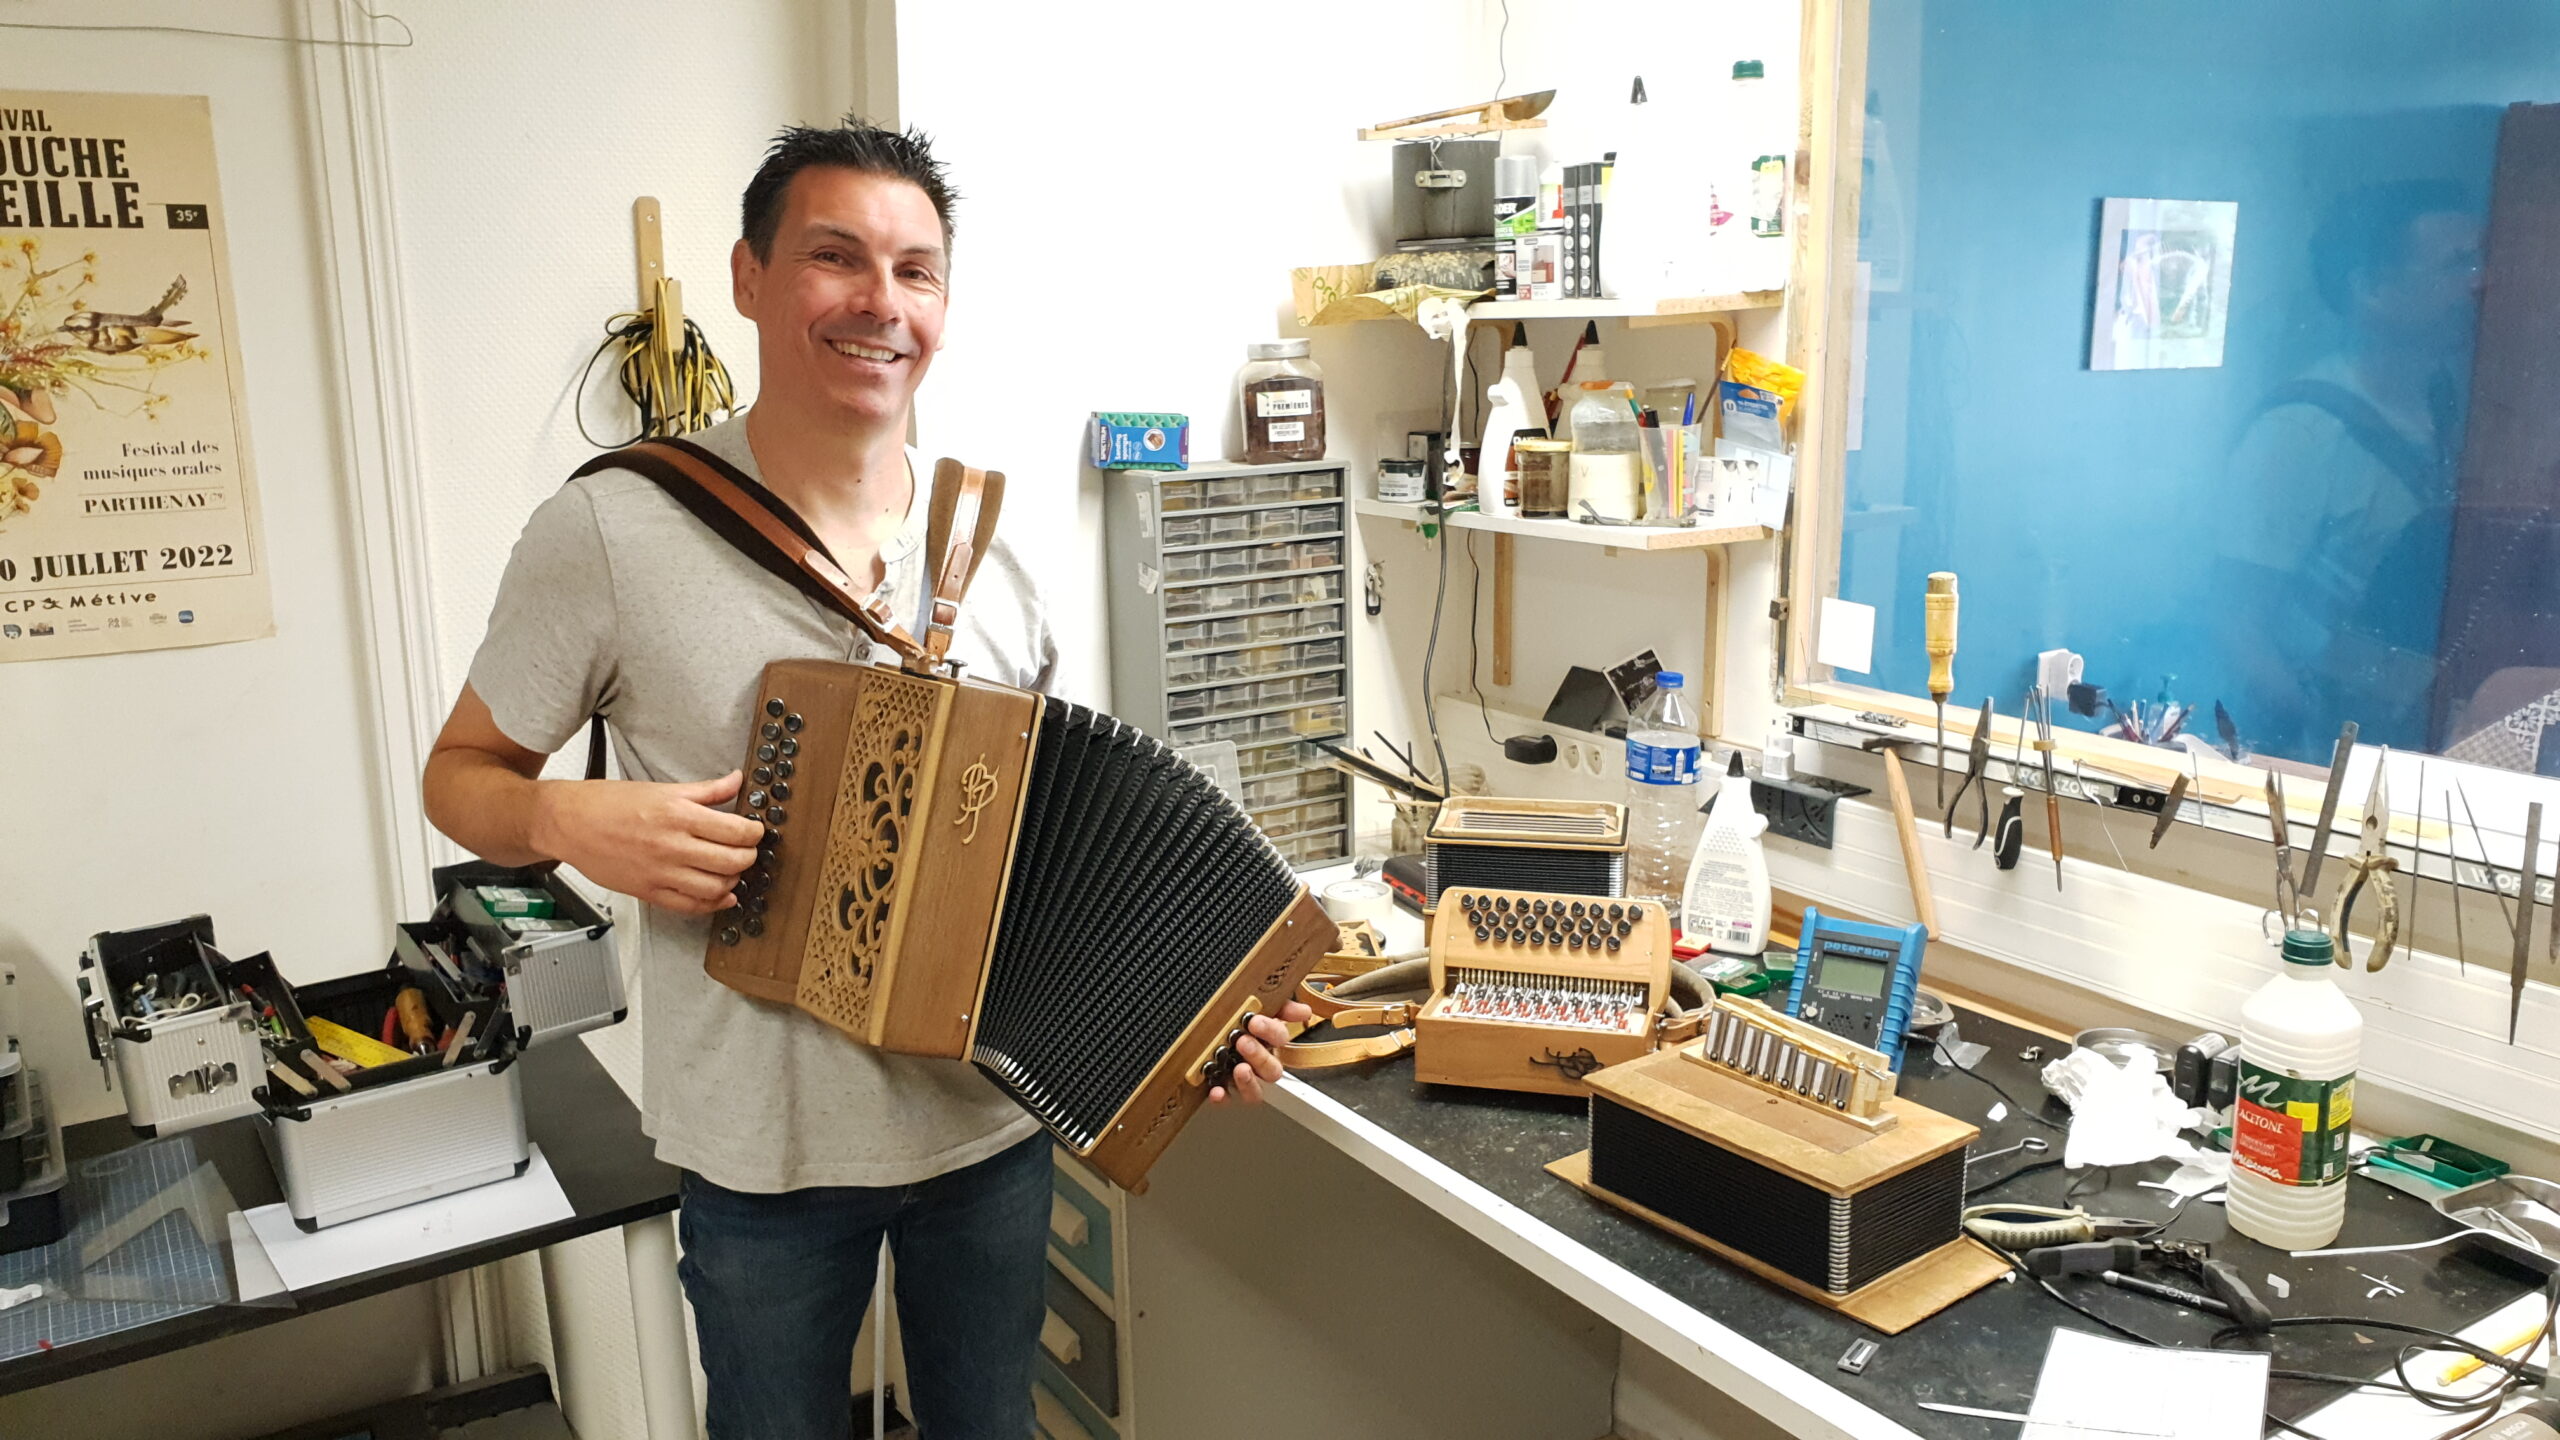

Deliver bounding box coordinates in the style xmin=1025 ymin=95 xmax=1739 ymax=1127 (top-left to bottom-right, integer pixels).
xmin=78 ymin=916 xmax=268 ymax=1136
xmin=84 ymin=865 xmax=622 ymax=1229
xmin=402 ymin=862 xmax=624 ymax=1048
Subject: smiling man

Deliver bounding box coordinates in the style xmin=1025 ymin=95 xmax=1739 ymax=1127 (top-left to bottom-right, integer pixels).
xmin=422 ymin=120 xmax=1305 ymax=1438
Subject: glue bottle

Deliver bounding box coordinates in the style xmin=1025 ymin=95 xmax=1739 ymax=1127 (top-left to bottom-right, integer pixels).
xmin=1682 ymin=751 xmax=1771 ymax=956
xmin=2226 ymin=929 xmax=2363 ymax=1250
xmin=1476 ymin=323 xmax=1540 ymax=509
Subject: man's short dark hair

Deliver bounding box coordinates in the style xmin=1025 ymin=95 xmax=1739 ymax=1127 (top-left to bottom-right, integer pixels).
xmin=741 ymin=117 xmax=957 ymax=261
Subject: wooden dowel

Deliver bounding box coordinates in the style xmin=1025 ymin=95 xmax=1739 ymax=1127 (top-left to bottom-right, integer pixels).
xmin=1879 ymin=746 xmax=1941 ymax=940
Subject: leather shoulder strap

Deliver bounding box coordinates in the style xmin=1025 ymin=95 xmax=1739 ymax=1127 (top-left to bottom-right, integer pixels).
xmin=922 ymin=458 xmax=1005 ymax=667
xmin=576 ymin=438 xmax=927 ymax=666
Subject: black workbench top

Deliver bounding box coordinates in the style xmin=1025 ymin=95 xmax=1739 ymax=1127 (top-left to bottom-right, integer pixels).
xmin=0 ymin=1038 xmax=677 ymax=1398
xmin=1295 ymin=1002 xmax=2544 ymax=1439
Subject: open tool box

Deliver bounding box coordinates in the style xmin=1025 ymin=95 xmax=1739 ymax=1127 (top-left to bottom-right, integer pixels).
xmin=85 ymin=865 xmax=621 ymax=1229
xmin=401 ymin=861 xmax=623 ymax=1048
xmin=79 ymin=916 xmax=271 ymax=1136
xmin=249 ymin=951 xmax=531 ymax=1230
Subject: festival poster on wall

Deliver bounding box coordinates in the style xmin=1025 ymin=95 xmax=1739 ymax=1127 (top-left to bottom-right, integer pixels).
xmin=0 ymin=89 xmax=272 ymax=661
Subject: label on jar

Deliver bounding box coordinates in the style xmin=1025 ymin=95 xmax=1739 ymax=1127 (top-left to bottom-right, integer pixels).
xmin=2232 ymin=1062 xmax=2354 ymax=1186
xmin=1256 ymin=390 xmax=1314 ymax=419
xmin=1266 ymin=420 xmax=1306 ymax=443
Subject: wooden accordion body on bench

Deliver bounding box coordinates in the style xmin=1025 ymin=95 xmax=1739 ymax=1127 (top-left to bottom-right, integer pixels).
xmin=707 ymin=658 xmax=1334 ymax=1191
xmin=1414 ymin=887 xmax=1673 ymax=1096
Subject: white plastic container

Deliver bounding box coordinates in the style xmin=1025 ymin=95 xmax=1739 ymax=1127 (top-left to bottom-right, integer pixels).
xmin=2226 ymin=929 xmax=2363 ymax=1250
xmin=1476 ymin=325 xmax=1540 ymax=509
xmin=1625 ymin=674 xmax=1704 ymax=910
xmin=1682 ymin=752 xmax=1771 ymax=956
xmin=1568 ymin=382 xmax=1643 ymax=522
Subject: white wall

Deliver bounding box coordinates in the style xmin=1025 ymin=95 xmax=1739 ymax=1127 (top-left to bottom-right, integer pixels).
xmin=896 ymin=2 xmax=1472 ymax=719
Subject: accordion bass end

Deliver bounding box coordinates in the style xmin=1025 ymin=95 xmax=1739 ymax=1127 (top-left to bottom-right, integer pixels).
xmin=706 ymin=657 xmax=1335 ymax=1192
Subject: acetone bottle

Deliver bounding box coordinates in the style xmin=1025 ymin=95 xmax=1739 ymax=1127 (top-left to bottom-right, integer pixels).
xmin=1681 ymin=752 xmax=1771 ymax=956
xmin=2226 ymin=929 xmax=2363 ymax=1250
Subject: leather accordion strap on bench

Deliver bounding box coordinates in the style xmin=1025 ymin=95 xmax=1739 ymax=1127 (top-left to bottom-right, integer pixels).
xmin=1276 ymin=955 xmax=1715 ymax=1073
xmin=1279 ymin=959 xmax=1430 ymax=1072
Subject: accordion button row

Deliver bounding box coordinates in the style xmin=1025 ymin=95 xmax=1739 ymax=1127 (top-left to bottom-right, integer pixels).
xmin=1455 ymin=899 xmax=1634 ymax=953
xmin=1465 ymin=897 xmax=1630 ymax=921
xmin=722 ymin=698 xmax=800 ymax=947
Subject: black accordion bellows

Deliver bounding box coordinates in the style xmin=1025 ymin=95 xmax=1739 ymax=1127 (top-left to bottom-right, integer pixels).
xmin=973 ymin=700 xmax=1302 ymax=1148
xmin=1589 ymin=1097 xmax=1967 ymax=1294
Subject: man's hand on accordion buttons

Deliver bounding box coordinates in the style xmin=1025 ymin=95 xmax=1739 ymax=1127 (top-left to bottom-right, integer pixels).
xmin=533 ymin=769 xmax=765 ymax=917
xmin=1207 ymin=1002 xmax=1313 ymax=1105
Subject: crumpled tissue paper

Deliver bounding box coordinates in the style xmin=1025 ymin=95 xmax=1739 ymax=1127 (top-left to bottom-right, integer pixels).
xmin=2039 ymin=1043 xmax=2213 ymax=1171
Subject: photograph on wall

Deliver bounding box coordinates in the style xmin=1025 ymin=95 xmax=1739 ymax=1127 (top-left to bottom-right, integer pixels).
xmin=2089 ymin=197 xmax=2240 ymax=371
xmin=0 ymin=89 xmax=272 ymax=661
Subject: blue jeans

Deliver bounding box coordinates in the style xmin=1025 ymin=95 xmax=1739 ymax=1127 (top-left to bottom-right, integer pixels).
xmin=677 ymin=1133 xmax=1054 ymax=1439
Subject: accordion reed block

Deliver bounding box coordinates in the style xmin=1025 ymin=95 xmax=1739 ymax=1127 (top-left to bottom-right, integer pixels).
xmin=1414 ymin=888 xmax=1671 ymax=1096
xmin=709 ymin=658 xmax=1334 ymax=1190
xmin=1549 ymin=1010 xmax=2006 ymax=1333
xmin=1422 ymin=797 xmax=1627 ymax=911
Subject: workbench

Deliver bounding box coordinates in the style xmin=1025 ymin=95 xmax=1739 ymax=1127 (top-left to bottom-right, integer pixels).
xmin=0 ymin=1041 xmax=694 ymax=1438
xmin=1236 ymin=999 xmax=2547 ymax=1440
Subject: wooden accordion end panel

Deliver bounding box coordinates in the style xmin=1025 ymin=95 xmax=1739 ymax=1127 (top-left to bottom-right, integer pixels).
xmin=1414 ymin=888 xmax=1672 ymax=1096
xmin=705 ymin=661 xmax=1335 ymax=1191
xmin=706 ymin=659 xmax=1037 ymax=1060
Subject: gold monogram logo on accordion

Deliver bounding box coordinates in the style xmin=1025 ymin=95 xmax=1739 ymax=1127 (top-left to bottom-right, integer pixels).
xmin=953 ymin=755 xmax=999 ymax=844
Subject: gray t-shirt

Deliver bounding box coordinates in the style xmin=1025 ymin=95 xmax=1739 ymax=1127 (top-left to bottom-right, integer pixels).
xmin=467 ymin=414 xmax=1052 ymax=1191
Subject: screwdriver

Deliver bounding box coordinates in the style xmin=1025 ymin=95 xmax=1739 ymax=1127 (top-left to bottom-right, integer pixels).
xmin=1925 ymin=573 xmax=1959 ymax=807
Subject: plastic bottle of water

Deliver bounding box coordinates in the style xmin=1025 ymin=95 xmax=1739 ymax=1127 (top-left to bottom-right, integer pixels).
xmin=2226 ymin=929 xmax=2363 ymax=1250
xmin=1624 ymin=673 xmax=1704 ymax=910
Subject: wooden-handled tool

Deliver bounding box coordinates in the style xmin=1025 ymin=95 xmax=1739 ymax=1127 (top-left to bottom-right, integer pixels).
xmin=1924 ymin=573 xmax=1959 ymax=807
xmin=2028 ymin=687 xmax=2064 ymax=890
xmin=394 ymin=986 xmax=436 ymax=1054
xmin=1879 ymin=746 xmax=1942 ymax=940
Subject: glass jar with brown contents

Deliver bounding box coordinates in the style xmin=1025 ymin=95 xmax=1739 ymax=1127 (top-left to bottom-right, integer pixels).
xmin=1238 ymin=340 xmax=1326 ymax=464
xmin=1514 ymin=438 xmax=1573 ymax=517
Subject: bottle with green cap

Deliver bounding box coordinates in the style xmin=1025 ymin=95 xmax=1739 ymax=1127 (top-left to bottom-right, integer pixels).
xmin=2226 ymin=928 xmax=2364 ymax=1249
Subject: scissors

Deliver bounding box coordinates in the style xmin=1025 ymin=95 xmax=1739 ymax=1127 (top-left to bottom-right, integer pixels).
xmin=1943 ymin=697 xmax=1995 ymax=846
xmin=2330 ymin=751 xmax=2401 ymax=971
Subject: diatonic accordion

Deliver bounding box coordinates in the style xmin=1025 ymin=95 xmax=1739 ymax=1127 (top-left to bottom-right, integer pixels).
xmin=707 ymin=658 xmax=1333 ymax=1191
xmin=1422 ymin=797 xmax=1628 ymax=912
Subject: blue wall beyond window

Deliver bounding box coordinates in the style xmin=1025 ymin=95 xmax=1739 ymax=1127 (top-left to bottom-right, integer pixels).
xmin=1839 ymin=2 xmax=2559 ymax=764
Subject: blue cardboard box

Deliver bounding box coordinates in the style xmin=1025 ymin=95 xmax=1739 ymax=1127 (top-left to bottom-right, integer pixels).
xmin=1089 ymin=412 xmax=1189 ymax=471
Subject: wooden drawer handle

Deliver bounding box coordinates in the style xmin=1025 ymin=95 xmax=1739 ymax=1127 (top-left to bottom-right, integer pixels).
xmin=1033 ymin=1384 xmax=1093 ymax=1440
xmin=1040 ymin=1308 xmax=1081 ymax=1364
xmin=1048 ymin=1193 xmax=1089 ymax=1247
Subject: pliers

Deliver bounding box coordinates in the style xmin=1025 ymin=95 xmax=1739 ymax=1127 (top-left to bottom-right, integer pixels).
xmin=1944 ymin=697 xmax=1995 ymax=846
xmin=2331 ymin=754 xmax=2401 ymax=971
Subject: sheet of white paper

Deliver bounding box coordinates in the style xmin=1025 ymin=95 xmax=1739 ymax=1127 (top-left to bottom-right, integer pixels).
xmin=226 ymin=1210 xmax=286 ymax=1302
xmin=2025 ymin=1329 xmax=2268 ymax=1440
xmin=242 ymin=1145 xmax=573 ymax=1293
xmin=1817 ymin=597 xmax=1878 ymax=674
